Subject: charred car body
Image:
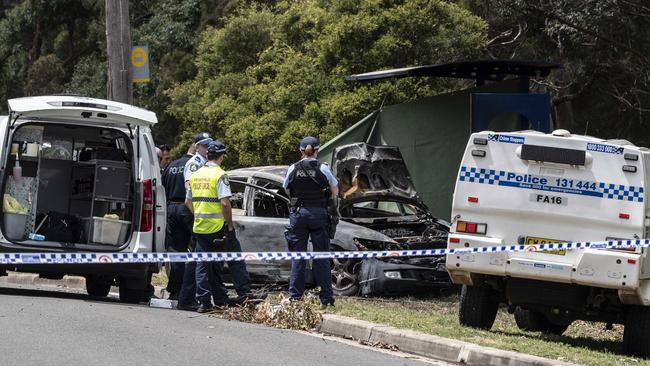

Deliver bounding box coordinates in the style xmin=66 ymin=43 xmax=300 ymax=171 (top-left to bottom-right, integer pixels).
xmin=226 ymin=143 xmax=451 ymax=296
xmin=331 ymin=143 xmax=451 ymax=296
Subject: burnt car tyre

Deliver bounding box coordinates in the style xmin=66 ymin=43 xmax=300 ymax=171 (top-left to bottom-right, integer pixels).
xmin=623 ymin=305 xmax=650 ymax=357
xmin=514 ymin=307 xmax=569 ymax=335
xmin=85 ymin=275 xmax=112 ymax=297
xmin=331 ymin=248 xmax=360 ymax=296
xmin=459 ymin=284 xmax=499 ymax=330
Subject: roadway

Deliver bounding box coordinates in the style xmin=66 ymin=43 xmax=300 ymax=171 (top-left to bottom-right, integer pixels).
xmin=0 ymin=283 xmax=452 ymax=365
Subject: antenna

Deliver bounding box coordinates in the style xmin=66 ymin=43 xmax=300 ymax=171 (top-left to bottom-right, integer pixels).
xmin=584 ymin=120 xmax=589 ymax=136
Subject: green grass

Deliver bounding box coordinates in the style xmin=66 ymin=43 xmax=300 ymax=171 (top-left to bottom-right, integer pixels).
xmin=332 ymin=295 xmax=647 ymax=366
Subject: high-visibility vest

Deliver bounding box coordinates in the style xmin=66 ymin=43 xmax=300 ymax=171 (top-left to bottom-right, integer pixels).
xmin=189 ymin=165 xmax=225 ymax=234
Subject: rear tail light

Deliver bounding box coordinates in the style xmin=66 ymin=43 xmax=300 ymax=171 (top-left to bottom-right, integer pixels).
xmin=456 ymin=220 xmax=487 ymax=235
xmin=139 ymin=179 xmax=153 ymax=232
xmin=468 ymin=196 xmax=479 ymax=203
xmin=619 ymin=213 xmax=630 ymax=220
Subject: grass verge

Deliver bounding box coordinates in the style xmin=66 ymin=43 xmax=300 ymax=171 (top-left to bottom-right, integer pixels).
xmin=332 ymin=295 xmax=647 ymax=366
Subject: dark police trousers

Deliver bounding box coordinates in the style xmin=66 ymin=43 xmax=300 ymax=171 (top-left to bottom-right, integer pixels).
xmin=194 ymin=228 xmax=230 ymax=305
xmin=165 ymin=202 xmax=193 ymax=296
xmin=178 ymin=228 xmax=253 ymax=306
xmin=286 ymin=207 xmax=334 ymax=305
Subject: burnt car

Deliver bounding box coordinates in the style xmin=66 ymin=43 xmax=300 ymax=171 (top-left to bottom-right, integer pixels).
xmin=331 ymin=143 xmax=451 ymax=296
xmin=225 ymin=142 xmax=452 ymax=297
xmin=224 ymin=166 xmax=393 ymax=292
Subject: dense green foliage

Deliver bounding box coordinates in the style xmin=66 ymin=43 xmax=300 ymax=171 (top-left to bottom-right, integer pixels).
xmin=168 ymin=0 xmax=487 ymax=165
xmin=0 ymin=0 xmax=231 ymax=145
xmin=0 ymin=0 xmax=647 ymax=163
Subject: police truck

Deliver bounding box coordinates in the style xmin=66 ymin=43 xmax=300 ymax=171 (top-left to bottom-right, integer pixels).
xmin=447 ymin=129 xmax=650 ymax=357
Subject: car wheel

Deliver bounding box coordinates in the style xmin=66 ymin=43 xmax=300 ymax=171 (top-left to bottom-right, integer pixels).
xmin=514 ymin=307 xmax=569 ymax=335
xmin=85 ymin=275 xmax=112 ymax=297
xmin=331 ymin=256 xmax=360 ymax=296
xmin=459 ymin=284 xmax=499 ymax=330
xmin=623 ymin=305 xmax=650 ymax=357
xmin=118 ymin=278 xmax=147 ymax=304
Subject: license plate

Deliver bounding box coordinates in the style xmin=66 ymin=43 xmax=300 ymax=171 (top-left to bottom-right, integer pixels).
xmin=525 ymin=237 xmax=566 ymax=255
xmin=529 ymin=193 xmax=567 ymax=206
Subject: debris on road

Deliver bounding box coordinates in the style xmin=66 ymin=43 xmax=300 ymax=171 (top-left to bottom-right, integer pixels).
xmin=208 ymin=292 xmax=323 ymax=331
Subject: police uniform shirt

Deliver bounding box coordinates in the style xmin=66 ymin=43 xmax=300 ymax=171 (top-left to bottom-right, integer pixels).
xmin=186 ymin=162 xmax=232 ymax=201
xmin=183 ymin=153 xmax=208 ymax=183
xmin=282 ymin=158 xmax=338 ymax=189
xmin=161 ymin=154 xmax=192 ymax=202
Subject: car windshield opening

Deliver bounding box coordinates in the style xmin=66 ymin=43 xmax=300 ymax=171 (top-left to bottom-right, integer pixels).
xmin=341 ymin=200 xmax=417 ymax=219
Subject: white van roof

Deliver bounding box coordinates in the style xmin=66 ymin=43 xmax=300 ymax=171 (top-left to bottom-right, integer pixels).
xmin=8 ymin=96 xmax=157 ymax=126
xmin=481 ymin=130 xmax=647 ymax=153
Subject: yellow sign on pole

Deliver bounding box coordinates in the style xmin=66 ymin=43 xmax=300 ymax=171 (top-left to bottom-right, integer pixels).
xmin=131 ymin=46 xmax=150 ymax=83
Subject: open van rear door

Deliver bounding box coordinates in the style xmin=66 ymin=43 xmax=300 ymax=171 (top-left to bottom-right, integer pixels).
xmin=8 ymin=96 xmax=157 ymax=127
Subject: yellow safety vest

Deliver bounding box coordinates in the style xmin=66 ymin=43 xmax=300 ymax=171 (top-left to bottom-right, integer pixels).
xmin=189 ymin=165 xmax=226 ymax=234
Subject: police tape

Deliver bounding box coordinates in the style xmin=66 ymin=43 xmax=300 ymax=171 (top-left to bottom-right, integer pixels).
xmin=0 ymin=238 xmax=648 ymax=265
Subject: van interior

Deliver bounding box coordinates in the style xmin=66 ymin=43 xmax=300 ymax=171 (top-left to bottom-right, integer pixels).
xmin=2 ymin=123 xmax=135 ymax=247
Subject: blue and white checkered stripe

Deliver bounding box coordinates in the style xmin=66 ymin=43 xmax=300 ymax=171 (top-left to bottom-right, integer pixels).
xmin=0 ymin=239 xmax=647 ymax=264
xmin=459 ymin=166 xmax=644 ymax=203
xmin=599 ymin=183 xmax=644 ymax=202
xmin=459 ymin=166 xmax=505 ymax=185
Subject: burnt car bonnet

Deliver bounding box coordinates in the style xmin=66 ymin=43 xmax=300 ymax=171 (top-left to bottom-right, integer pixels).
xmin=331 ymin=143 xmax=422 ymax=208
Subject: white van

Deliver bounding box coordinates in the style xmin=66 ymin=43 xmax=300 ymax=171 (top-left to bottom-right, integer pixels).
xmin=447 ymin=129 xmax=650 ymax=357
xmin=0 ymin=96 xmax=166 ymax=303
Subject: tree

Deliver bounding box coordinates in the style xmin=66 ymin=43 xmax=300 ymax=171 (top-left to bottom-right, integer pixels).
xmin=169 ymin=0 xmax=488 ymax=166
xmin=465 ymin=0 xmax=650 ymax=145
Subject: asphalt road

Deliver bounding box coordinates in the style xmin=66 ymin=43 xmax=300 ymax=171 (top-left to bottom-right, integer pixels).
xmin=0 ymin=283 xmax=450 ymax=366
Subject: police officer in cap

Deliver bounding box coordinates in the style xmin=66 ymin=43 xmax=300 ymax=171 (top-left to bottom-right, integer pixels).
xmin=186 ymin=140 xmax=235 ymax=312
xmin=175 ymin=132 xmax=222 ymax=309
xmin=181 ymin=134 xmax=264 ymax=307
xmin=283 ymin=136 xmax=338 ymax=308
xmin=161 ymin=142 xmax=196 ymax=301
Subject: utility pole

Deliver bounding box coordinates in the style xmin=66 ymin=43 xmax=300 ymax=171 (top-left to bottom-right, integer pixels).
xmin=105 ymin=0 xmax=133 ymax=104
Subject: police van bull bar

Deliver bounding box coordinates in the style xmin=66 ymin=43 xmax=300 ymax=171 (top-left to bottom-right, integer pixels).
xmin=0 ymin=237 xmax=647 ymax=265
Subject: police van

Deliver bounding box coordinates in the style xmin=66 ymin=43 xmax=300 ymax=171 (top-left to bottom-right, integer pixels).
xmin=0 ymin=96 xmax=166 ymax=303
xmin=447 ymin=129 xmax=650 ymax=357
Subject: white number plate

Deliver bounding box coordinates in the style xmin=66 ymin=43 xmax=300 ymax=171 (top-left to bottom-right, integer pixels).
xmin=529 ymin=193 xmax=567 ymax=206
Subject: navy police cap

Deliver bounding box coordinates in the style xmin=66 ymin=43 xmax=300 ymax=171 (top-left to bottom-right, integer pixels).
xmin=194 ymin=132 xmax=213 ymax=146
xmin=207 ymin=140 xmax=227 ymax=154
xmin=299 ymin=136 xmax=319 ymax=150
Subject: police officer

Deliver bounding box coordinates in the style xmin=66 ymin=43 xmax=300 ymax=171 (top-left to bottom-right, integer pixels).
xmin=185 ymin=140 xmax=234 ymax=312
xmin=161 ymin=143 xmax=196 ymax=301
xmin=283 ymin=136 xmax=338 ymax=308
xmin=182 ymin=135 xmax=262 ymax=305
xmin=176 ymin=132 xmax=218 ymax=309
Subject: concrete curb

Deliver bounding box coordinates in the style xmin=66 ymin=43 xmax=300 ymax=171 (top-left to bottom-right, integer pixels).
xmin=0 ymin=272 xmax=168 ymax=298
xmin=319 ymin=314 xmax=579 ymax=366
